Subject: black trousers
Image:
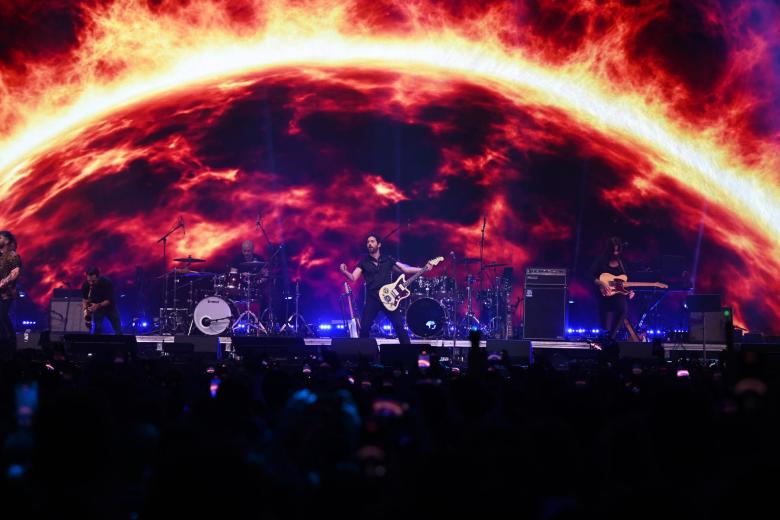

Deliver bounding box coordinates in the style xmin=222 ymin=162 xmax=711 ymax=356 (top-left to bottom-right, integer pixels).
xmin=360 ymin=297 xmax=410 ymax=344
xmin=0 ymin=298 xmax=15 ymax=346
xmin=92 ymin=306 xmax=122 ymax=335
xmin=599 ymin=294 xmax=628 ymax=340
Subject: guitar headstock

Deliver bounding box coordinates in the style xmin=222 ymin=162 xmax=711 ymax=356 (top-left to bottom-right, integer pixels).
xmin=428 ymin=256 xmax=445 ymax=268
xmin=656 ymin=282 xmax=669 ymax=289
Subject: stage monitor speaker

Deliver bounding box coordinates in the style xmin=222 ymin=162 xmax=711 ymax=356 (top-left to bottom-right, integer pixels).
xmin=329 ymin=338 xmax=379 ymax=361
xmin=618 ymin=341 xmax=664 ymax=360
xmin=174 ymin=335 xmax=222 ymax=358
xmin=64 ymin=334 xmax=138 ymax=361
xmin=486 ymin=339 xmax=532 ymax=362
xmin=50 ymin=292 xmax=90 ymax=333
xmin=523 ymin=286 xmax=567 ymax=340
xmin=231 ymin=336 xmax=312 ymax=360
xmin=379 ymin=343 xmax=430 ymax=369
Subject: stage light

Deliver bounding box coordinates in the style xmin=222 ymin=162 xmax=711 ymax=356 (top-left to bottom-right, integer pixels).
xmin=319 ymin=324 xmax=332 ymax=331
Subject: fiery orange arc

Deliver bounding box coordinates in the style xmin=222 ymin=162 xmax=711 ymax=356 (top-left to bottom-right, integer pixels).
xmin=0 ymin=0 xmax=779 ymax=332
xmin=2 ymin=21 xmax=778 ymax=255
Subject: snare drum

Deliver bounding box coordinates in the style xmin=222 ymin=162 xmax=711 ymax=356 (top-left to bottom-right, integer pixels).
xmin=410 ymin=276 xmax=435 ymax=295
xmin=214 ymin=270 xmax=244 ymax=298
xmin=430 ymin=275 xmax=455 ymax=294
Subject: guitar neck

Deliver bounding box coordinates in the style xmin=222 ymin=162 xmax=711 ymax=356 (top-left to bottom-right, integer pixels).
xmin=622 ymin=282 xmax=663 ymax=288
xmin=404 ymin=267 xmax=433 ymax=287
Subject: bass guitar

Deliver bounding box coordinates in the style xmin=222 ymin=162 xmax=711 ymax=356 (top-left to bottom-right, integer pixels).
xmin=84 ymin=284 xmax=94 ymax=330
xmin=379 ymin=256 xmax=444 ymax=311
xmin=599 ymin=273 xmax=668 ymax=297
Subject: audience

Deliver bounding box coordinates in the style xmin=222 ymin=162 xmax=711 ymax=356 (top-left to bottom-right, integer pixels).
xmin=0 ymin=335 xmax=777 ymax=519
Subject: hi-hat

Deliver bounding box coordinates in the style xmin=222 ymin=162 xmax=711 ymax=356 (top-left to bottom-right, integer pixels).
xmin=456 ymin=257 xmax=480 ymax=264
xmin=174 ymin=255 xmax=206 ymax=263
xmin=482 ymin=262 xmax=508 ymax=269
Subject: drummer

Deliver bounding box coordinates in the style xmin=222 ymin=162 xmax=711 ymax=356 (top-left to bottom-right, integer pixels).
xmin=229 ymin=240 xmax=268 ymax=275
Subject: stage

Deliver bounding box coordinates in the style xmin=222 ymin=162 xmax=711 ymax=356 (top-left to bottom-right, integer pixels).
xmin=17 ymin=331 xmax=727 ymax=362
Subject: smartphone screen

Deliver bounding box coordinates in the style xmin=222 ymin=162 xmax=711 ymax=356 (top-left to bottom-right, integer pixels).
xmin=16 ymin=382 xmax=38 ymax=428
xmin=209 ymin=376 xmax=221 ymax=398
xmin=418 ymin=351 xmax=430 ymax=369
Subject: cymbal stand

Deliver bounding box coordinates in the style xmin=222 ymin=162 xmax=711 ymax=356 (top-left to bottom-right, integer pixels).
xmin=155 ymin=218 xmax=184 ymax=334
xmin=457 ymin=275 xmax=480 ymax=338
xmin=233 ymin=275 xmax=265 ymax=336
xmin=280 ymin=280 xmax=312 ymax=336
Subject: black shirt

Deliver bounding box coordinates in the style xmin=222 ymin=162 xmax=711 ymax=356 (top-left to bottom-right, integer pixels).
xmin=82 ymin=277 xmax=116 ymax=309
xmin=589 ymin=254 xmax=626 ymax=280
xmin=358 ymin=254 xmax=398 ymax=298
xmin=230 ymin=254 xmax=265 ymax=273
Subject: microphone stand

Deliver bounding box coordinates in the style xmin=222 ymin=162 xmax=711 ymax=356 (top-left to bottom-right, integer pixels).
xmin=156 ymin=219 xmax=184 ymax=334
xmin=257 ymin=219 xmax=284 ymax=334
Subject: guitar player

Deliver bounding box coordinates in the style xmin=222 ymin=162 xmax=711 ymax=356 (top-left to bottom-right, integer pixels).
xmin=339 ymin=233 xmax=433 ymax=344
xmin=82 ymin=267 xmax=122 ymax=335
xmin=589 ymin=236 xmax=635 ymax=340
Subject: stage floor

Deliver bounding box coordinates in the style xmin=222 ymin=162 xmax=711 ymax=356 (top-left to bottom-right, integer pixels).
xmin=131 ymin=335 xmax=726 ymax=354
xmin=17 ymin=332 xmax=727 ymax=359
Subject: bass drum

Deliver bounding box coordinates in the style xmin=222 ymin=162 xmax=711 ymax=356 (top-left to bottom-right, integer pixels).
xmin=405 ymin=297 xmax=447 ymax=338
xmin=193 ymin=296 xmax=237 ymax=335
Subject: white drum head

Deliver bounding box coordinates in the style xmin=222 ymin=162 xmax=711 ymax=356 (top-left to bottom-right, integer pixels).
xmin=193 ymin=297 xmax=234 ymax=335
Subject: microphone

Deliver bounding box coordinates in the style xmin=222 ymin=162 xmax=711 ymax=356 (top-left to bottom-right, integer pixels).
xmin=256 ymin=214 xmax=260 ymax=231
xmin=179 ymin=216 xmax=186 ymax=236
xmin=482 ymin=214 xmax=487 ymax=231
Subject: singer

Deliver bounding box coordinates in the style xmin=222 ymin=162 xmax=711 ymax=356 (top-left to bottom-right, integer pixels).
xmin=339 ymin=233 xmax=432 ymax=344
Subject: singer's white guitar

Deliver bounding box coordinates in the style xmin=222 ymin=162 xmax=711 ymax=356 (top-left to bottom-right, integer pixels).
xmin=379 ymin=256 xmax=444 ymax=311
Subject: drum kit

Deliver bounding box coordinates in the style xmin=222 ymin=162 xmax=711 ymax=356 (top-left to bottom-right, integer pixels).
xmin=157 ymin=256 xmax=293 ymax=336
xmin=401 ymin=257 xmax=516 ymax=340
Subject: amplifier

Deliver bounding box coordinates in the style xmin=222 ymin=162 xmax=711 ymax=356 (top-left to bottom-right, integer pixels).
xmin=525 ymin=267 xmax=567 ymax=287
xmin=50 ymin=295 xmax=90 ymax=332
xmin=523 ymin=285 xmax=567 ymax=340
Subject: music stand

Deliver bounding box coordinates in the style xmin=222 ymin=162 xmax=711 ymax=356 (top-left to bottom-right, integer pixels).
xmin=686 ymin=294 xmax=721 ymax=364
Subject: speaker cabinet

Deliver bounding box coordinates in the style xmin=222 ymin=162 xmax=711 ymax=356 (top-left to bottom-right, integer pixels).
xmin=50 ymin=294 xmax=90 ymax=333
xmin=230 ymin=336 xmax=312 ymax=360
xmin=523 ymin=286 xmax=567 ymax=340
xmin=689 ymin=312 xmax=727 ymax=343
xmin=486 ymin=339 xmax=532 ymax=361
xmin=330 ymin=338 xmax=379 ymax=361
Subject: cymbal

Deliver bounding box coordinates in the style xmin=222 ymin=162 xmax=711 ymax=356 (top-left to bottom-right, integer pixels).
xmin=456 ymin=257 xmax=480 ymax=264
xmin=174 ymin=256 xmax=206 ymax=263
xmin=482 ymin=262 xmax=508 ymax=269
xmin=239 ymin=260 xmax=268 ymax=267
